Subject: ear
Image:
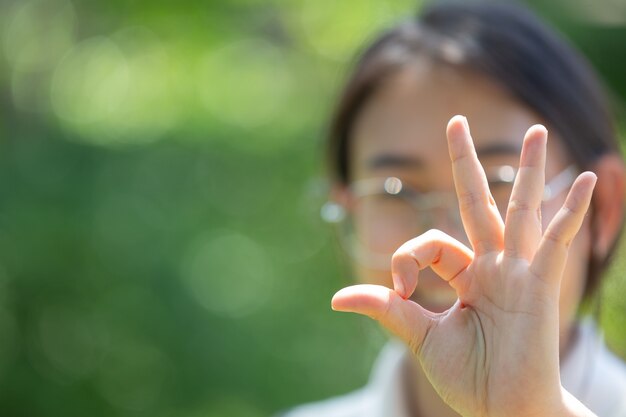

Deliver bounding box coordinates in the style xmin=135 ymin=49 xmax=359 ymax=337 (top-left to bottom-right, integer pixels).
xmin=590 ymin=154 xmax=626 ymax=258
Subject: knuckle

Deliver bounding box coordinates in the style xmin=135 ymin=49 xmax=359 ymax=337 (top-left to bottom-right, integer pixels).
xmin=391 ymin=248 xmax=407 ymax=263
xmin=425 ymin=228 xmax=446 ymax=241
xmin=561 ymin=203 xmax=577 ymax=215
xmin=392 ymin=245 xmax=414 ymax=264
xmin=543 ymin=228 xmax=571 ymax=247
xmin=457 ymin=190 xmax=481 ymax=211
xmin=506 ymin=199 xmax=534 ymax=214
xmin=450 ymin=150 xmax=472 ymax=164
xmin=503 ymin=245 xmax=524 ymax=259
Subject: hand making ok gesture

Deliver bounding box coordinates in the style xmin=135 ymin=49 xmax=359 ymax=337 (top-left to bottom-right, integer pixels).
xmin=332 ymin=115 xmax=598 ymax=417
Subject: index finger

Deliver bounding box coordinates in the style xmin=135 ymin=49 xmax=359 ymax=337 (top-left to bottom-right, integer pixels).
xmin=447 ymin=115 xmax=505 ymax=254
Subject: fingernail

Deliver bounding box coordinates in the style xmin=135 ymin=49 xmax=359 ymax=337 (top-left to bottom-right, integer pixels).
xmin=462 ymin=116 xmax=469 ymax=131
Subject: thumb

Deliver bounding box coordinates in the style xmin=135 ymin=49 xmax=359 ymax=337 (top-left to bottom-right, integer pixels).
xmin=331 ymin=284 xmax=434 ymax=352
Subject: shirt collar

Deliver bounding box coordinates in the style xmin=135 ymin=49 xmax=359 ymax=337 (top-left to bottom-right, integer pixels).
xmin=367 ymin=319 xmax=602 ymax=417
xmin=366 ymin=339 xmax=412 ymax=417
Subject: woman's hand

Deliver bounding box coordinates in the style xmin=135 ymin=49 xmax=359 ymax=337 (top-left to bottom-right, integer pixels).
xmin=331 ymin=116 xmax=597 ymax=417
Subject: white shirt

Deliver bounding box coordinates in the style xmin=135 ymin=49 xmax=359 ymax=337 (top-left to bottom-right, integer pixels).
xmin=282 ymin=319 xmax=626 ymax=417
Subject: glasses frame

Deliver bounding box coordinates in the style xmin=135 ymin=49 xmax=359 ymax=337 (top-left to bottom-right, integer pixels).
xmin=321 ymin=164 xmax=579 ymax=269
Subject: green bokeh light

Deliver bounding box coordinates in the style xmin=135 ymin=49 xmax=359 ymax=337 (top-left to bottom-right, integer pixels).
xmin=0 ymin=1 xmax=624 ymax=416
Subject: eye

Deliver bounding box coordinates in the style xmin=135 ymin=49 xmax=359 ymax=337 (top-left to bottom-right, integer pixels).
xmin=388 ymin=178 xmax=431 ymax=197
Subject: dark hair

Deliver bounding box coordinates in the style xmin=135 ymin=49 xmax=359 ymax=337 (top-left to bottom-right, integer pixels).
xmin=327 ymin=1 xmax=623 ymax=299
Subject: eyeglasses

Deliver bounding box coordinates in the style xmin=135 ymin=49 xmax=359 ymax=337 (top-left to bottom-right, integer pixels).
xmin=321 ymin=165 xmax=578 ymax=269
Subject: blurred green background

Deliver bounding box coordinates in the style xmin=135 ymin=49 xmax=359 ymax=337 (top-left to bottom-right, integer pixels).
xmin=0 ymin=0 xmax=625 ymax=416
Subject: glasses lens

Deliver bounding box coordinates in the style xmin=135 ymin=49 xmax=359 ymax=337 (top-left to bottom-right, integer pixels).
xmin=338 ymin=176 xmax=516 ymax=268
xmin=348 ymin=192 xmax=431 ymax=257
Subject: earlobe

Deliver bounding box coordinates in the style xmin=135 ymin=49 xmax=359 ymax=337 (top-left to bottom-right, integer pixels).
xmin=590 ymin=154 xmax=626 ymax=259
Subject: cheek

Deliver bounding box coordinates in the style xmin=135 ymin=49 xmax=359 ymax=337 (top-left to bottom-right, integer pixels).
xmin=352 ymin=208 xmax=401 ymax=254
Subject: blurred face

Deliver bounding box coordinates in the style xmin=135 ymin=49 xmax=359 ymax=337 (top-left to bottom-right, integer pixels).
xmin=341 ymin=63 xmax=591 ymax=347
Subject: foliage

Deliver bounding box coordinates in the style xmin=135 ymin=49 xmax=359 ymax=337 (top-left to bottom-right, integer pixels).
xmin=0 ymin=1 xmax=624 ymax=416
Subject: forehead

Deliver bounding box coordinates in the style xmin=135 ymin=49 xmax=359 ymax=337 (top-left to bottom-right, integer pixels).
xmin=350 ymin=64 xmax=567 ymax=180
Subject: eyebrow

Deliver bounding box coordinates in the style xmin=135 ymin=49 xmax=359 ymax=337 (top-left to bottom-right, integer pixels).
xmin=475 ymin=143 xmax=522 ymax=158
xmin=367 ymin=154 xmax=426 ymax=170
xmin=367 ymin=142 xmax=522 ymax=170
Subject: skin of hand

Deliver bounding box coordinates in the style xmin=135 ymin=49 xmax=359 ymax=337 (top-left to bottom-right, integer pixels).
xmin=331 ymin=116 xmax=598 ymax=417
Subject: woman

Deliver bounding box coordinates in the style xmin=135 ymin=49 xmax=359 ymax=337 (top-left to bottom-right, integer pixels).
xmin=285 ymin=2 xmax=626 ymax=417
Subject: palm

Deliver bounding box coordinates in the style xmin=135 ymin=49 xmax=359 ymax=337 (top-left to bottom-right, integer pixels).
xmin=331 ymin=116 xmax=596 ymax=417
xmin=419 ymin=255 xmax=557 ymax=417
